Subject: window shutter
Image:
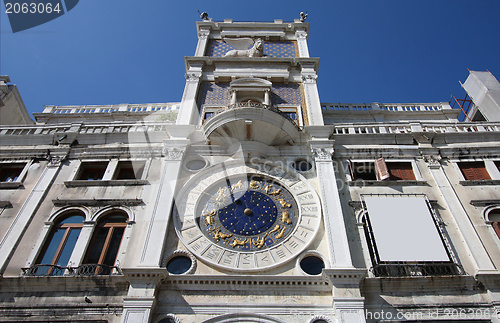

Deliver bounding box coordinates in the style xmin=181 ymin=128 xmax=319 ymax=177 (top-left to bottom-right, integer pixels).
xmin=459 ymin=162 xmax=491 ymax=180
xmin=493 ymin=222 xmax=500 ymax=240
xmin=388 ymin=162 xmax=416 ymax=180
xmin=375 ymin=158 xmax=390 ymax=180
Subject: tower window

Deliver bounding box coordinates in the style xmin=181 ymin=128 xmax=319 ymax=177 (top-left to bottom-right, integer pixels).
xmin=113 ymin=161 xmax=144 ymax=180
xmin=0 ymin=163 xmax=25 ymax=182
xmin=458 ymin=161 xmax=491 ymax=180
xmin=76 ymin=162 xmax=108 ymax=180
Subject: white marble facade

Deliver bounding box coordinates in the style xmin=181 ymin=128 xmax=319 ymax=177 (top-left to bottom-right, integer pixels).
xmin=0 ymin=18 xmax=499 ymax=323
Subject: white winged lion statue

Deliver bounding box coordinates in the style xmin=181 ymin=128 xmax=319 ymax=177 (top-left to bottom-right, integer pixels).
xmin=223 ymin=38 xmax=264 ymax=58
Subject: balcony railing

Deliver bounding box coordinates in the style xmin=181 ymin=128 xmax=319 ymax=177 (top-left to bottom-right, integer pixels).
xmin=207 ymin=101 xmax=301 ymax=130
xmin=22 ymin=264 xmax=122 ymax=277
xmin=371 ymin=261 xmax=461 ymax=277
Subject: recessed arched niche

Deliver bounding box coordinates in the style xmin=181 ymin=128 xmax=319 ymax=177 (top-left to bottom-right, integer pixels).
xmin=229 ymin=77 xmax=272 ymax=105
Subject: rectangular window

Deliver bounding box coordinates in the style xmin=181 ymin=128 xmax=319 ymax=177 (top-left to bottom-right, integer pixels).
xmin=351 ymin=162 xmax=377 ymax=180
xmin=113 ymin=161 xmax=145 ymax=180
xmin=387 ymin=162 xmax=416 ymax=181
xmin=76 ymin=162 xmax=108 ymax=180
xmin=351 ymin=159 xmax=416 ymax=181
xmin=458 ymin=161 xmax=491 ymax=180
xmin=0 ymin=163 xmax=25 ymax=182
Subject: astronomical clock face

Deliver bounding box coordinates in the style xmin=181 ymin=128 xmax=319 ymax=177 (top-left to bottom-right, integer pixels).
xmin=173 ymin=162 xmax=321 ymax=271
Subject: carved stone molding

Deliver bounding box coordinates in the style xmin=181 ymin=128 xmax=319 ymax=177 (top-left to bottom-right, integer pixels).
xmin=185 ymin=73 xmax=201 ymax=82
xmin=311 ymin=147 xmax=333 ymax=161
xmin=47 ymin=154 xmax=67 ymax=168
xmin=302 ymin=74 xmax=318 ymax=84
xmin=422 ymin=154 xmax=442 ymax=169
xmin=161 ymin=249 xmax=197 ymax=275
xmin=164 ymin=147 xmax=185 ymax=161
xmin=198 ymin=31 xmax=210 ymax=39
xmin=296 ymin=30 xmax=308 ymax=39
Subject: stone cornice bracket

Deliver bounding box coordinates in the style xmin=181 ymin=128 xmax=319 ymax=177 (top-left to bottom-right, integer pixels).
xmin=295 ymin=30 xmax=308 ymax=39
xmin=184 ymin=72 xmax=201 ymax=82
xmin=164 ymin=147 xmax=186 ymax=161
xmin=422 ymin=154 xmax=442 ymax=169
xmin=311 ymin=147 xmax=334 ymax=162
xmin=198 ymin=30 xmax=210 ymax=39
xmin=301 ymin=74 xmax=318 ymax=84
xmin=46 ymin=151 xmax=68 ymax=168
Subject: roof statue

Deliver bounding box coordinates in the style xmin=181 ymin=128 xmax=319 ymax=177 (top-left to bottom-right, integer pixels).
xmin=198 ymin=11 xmax=208 ymax=21
xmin=223 ymin=38 xmax=264 ymax=58
xmin=300 ymin=11 xmax=308 ymax=22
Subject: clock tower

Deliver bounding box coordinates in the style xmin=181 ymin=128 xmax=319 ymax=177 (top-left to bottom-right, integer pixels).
xmin=142 ymin=17 xmax=367 ymax=323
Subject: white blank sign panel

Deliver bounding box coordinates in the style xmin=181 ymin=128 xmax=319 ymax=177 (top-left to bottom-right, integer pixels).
xmin=364 ymin=196 xmax=449 ymax=262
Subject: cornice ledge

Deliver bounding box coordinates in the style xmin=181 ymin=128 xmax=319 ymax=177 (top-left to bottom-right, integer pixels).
xmin=322 ymin=268 xmax=367 ymax=285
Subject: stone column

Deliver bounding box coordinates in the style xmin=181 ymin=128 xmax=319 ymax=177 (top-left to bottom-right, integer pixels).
xmin=176 ymin=70 xmax=202 ymax=125
xmin=311 ymin=142 xmax=352 ymax=267
xmin=295 ymin=30 xmax=310 ymax=57
xmin=0 ymin=155 xmax=64 ymax=273
xmin=423 ymin=154 xmax=496 ymax=273
xmin=301 ymin=66 xmax=324 ymax=126
xmin=138 ymin=141 xmax=187 ymax=267
xmin=194 ymin=29 xmax=210 ymax=57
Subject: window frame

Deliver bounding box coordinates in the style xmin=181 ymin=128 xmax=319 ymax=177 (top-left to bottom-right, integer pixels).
xmin=0 ymin=160 xmax=31 ymax=188
xmin=33 ymin=212 xmax=85 ymax=276
xmin=348 ymin=159 xmax=421 ymax=183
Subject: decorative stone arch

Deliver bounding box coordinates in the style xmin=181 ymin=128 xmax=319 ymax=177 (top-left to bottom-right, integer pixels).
xmin=47 ymin=205 xmax=91 ymax=223
xmin=155 ymin=314 xmax=181 ymax=323
xmin=202 ymin=313 xmax=286 ymax=323
xmin=484 ymin=206 xmax=500 ymax=240
xmin=91 ymin=205 xmax=134 ymax=223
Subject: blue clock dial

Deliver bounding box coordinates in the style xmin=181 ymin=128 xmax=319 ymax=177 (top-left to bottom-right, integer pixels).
xmin=197 ymin=176 xmax=298 ymax=252
xmin=219 ymin=190 xmax=278 ymax=236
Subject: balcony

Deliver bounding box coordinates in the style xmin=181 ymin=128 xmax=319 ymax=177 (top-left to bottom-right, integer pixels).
xmin=203 ymin=101 xmax=301 ymax=146
xmin=371 ymin=261 xmax=461 ymax=277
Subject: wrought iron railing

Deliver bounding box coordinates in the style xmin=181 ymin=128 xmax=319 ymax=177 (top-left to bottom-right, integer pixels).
xmin=371 ymin=261 xmax=461 ymax=277
xmin=22 ymin=264 xmax=122 ymax=277
xmin=72 ymin=264 xmax=121 ymax=276
xmin=22 ymin=264 xmax=67 ymax=276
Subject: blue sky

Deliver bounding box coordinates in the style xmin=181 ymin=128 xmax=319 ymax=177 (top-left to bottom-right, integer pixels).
xmin=1 ymin=0 xmax=500 ymax=117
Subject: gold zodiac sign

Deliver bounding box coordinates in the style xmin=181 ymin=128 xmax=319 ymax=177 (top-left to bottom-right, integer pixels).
xmin=275 ymin=227 xmax=286 ymax=239
xmin=230 ymin=237 xmax=248 ymax=248
xmin=249 ymin=181 xmax=260 ymax=189
xmin=264 ymin=185 xmax=272 ymax=194
xmin=213 ymin=230 xmax=233 ymax=241
xmin=281 ymin=211 xmax=292 ymax=224
xmin=277 ymin=198 xmax=291 ymax=208
xmin=231 ymin=180 xmax=244 ymax=191
xmin=253 ymin=233 xmax=267 ymax=249
xmin=215 ymin=187 xmax=228 ymax=203
xmin=203 ymin=210 xmax=216 ymax=226
xmin=269 ymin=225 xmax=280 ymax=234
xmin=268 ymin=189 xmax=281 ymax=196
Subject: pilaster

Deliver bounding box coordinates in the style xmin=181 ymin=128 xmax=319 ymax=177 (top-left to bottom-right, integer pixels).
xmin=423 ymin=153 xmax=496 ymax=273
xmin=301 ymin=63 xmax=324 ymax=126
xmin=176 ymin=66 xmax=203 ymax=125
xmin=138 ymin=139 xmax=189 ymax=267
xmin=310 ymin=139 xmax=353 ymax=267
xmin=0 ymin=152 xmax=65 ymax=273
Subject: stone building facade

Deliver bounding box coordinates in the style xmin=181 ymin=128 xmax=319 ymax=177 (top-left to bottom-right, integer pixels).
xmin=0 ymin=18 xmax=499 ymax=323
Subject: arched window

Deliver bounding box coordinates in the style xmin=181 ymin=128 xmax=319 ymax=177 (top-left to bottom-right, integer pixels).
xmin=488 ymin=209 xmax=500 ymax=240
xmin=82 ymin=212 xmax=128 ymax=274
xmin=34 ymin=213 xmax=85 ymax=276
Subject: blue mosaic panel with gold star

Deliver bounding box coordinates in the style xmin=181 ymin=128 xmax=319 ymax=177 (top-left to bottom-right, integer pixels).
xmin=198 ymin=82 xmax=302 ymax=107
xmin=271 ymin=84 xmax=302 ymax=106
xmin=198 ymin=82 xmax=231 ymax=107
xmin=207 ymin=40 xmax=296 ymax=58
